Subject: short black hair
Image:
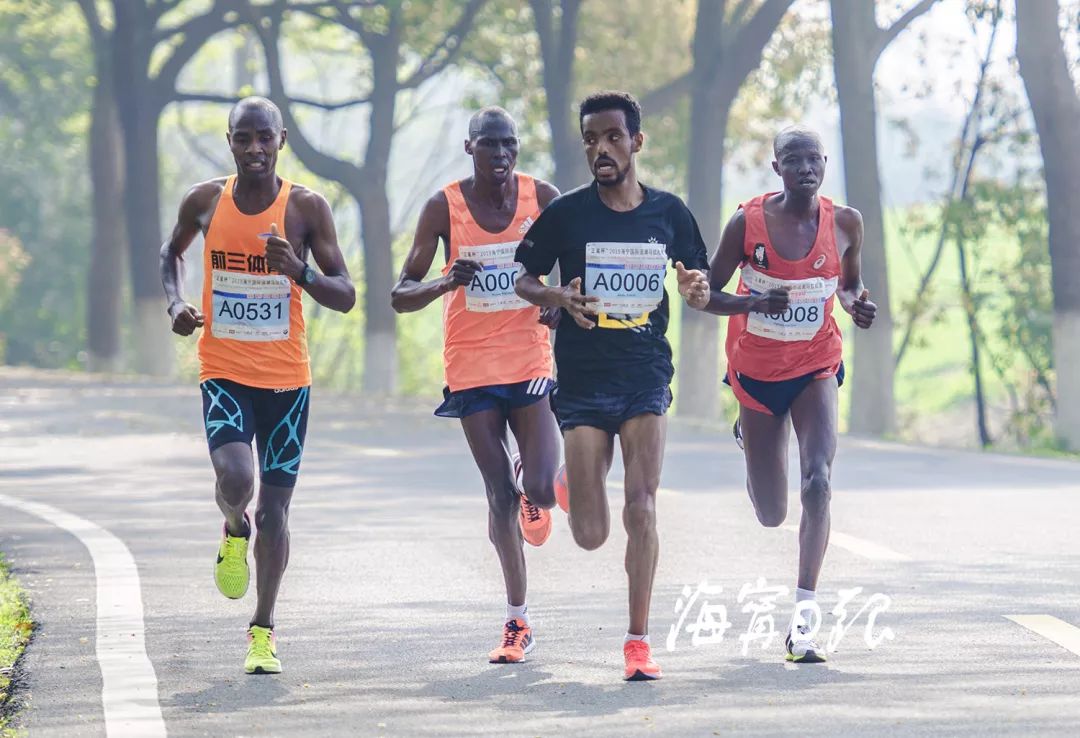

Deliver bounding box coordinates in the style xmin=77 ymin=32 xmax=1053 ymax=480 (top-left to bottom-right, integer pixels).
xmin=228 ymin=96 xmax=283 ymax=132
xmin=578 ymin=91 xmax=642 ymax=136
xmin=468 ymin=106 xmax=515 ymax=139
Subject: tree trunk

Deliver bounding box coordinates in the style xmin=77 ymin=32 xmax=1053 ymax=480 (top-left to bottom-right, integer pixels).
xmin=679 ymin=77 xmax=730 ymax=421
xmin=830 ymin=0 xmax=896 ymax=436
xmin=86 ymin=50 xmax=127 ymax=373
xmin=532 ymin=0 xmax=588 ymax=191
xmin=358 ymin=32 xmax=400 ymax=396
xmin=1016 ymin=0 xmax=1080 ymax=451
xmin=113 ymin=3 xmax=173 ymax=376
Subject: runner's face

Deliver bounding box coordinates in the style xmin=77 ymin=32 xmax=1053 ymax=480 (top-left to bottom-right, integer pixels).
xmin=466 ymin=116 xmax=519 ymax=186
xmin=582 ymin=110 xmax=641 ymax=187
xmin=772 ymin=138 xmax=826 ymax=195
xmin=227 ymin=108 xmax=286 ymax=181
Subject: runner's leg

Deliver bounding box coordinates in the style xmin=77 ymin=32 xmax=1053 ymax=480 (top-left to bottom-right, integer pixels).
xmin=789 ymin=377 xmax=839 ymax=591
xmin=739 ymin=404 xmax=792 ymax=527
xmin=618 ymin=413 xmax=666 ymax=636
xmin=211 ymin=442 xmax=255 ymax=537
xmin=461 ymin=409 xmax=525 ymax=605
xmin=251 ymin=482 xmax=294 ymax=627
xmin=507 ymin=398 xmax=560 ymax=509
xmin=563 ymin=426 xmax=616 ymax=551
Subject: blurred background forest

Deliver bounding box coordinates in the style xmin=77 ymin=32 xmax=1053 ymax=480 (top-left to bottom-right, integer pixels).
xmin=1 ymin=0 xmax=1078 ymax=454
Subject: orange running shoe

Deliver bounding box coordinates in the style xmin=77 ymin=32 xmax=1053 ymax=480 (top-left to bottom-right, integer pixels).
xmin=488 ymin=618 xmax=535 ymax=663
xmin=514 ymin=453 xmax=551 ymax=546
xmin=553 ymin=464 xmax=569 ymax=513
xmin=623 ymin=640 xmax=662 ymax=681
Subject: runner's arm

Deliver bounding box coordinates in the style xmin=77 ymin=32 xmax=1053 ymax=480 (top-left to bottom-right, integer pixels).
xmin=296 ymin=189 xmax=356 ymax=313
xmin=533 ymin=180 xmax=562 ymax=327
xmin=391 ymin=193 xmax=480 ymax=313
xmin=160 ymin=183 xmax=216 ymax=335
xmin=702 ymin=209 xmax=789 ymax=316
xmin=834 ymin=206 xmax=876 ymax=329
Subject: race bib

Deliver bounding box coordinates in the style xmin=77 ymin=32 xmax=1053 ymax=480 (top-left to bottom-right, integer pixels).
xmin=585 ymin=242 xmax=667 ymax=314
xmin=742 ymin=266 xmax=837 ymax=342
xmin=210 ymin=270 xmax=291 ymax=342
xmin=460 ymin=242 xmax=529 ymax=312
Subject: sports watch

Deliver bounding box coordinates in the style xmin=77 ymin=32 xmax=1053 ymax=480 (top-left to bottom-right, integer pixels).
xmin=297 ymin=263 xmax=316 ymax=286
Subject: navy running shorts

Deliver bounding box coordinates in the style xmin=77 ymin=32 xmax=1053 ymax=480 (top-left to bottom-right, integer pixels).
xmin=434 ymin=377 xmax=555 ymax=419
xmin=725 ymin=362 xmax=845 ymax=417
xmin=551 ymin=385 xmax=672 ymax=434
xmin=200 ymin=378 xmax=310 ymax=488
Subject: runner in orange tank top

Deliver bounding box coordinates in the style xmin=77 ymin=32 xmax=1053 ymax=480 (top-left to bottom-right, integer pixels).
xmin=700 ymin=126 xmax=877 ymax=664
xmin=160 ymin=97 xmax=355 ymax=675
xmin=392 ymin=107 xmax=562 ymax=664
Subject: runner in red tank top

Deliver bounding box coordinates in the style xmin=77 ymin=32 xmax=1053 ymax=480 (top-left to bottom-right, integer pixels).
xmin=391 ymin=108 xmax=562 ymax=664
xmin=700 ymin=126 xmax=877 ymax=664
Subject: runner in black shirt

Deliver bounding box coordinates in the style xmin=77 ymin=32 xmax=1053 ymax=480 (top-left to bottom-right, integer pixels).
xmin=514 ymin=91 xmax=710 ymax=681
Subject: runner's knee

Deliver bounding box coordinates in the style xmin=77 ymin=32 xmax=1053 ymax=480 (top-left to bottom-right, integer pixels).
xmin=800 ymin=468 xmax=831 ymax=517
xmin=572 ymin=518 xmax=609 ymax=551
xmin=255 ymin=499 xmax=289 ymax=537
xmin=216 ymin=464 xmax=254 ymax=507
xmin=622 ymin=493 xmax=656 ymax=537
xmin=485 ymin=480 xmax=519 ymax=518
xmin=521 ymin=468 xmax=556 ymax=509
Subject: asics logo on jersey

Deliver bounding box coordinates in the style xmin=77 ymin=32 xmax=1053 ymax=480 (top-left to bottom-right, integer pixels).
xmin=518 ymin=216 xmax=534 ymax=235
xmin=752 ymin=243 xmax=769 ymax=269
xmin=813 ymin=254 xmax=826 ymax=270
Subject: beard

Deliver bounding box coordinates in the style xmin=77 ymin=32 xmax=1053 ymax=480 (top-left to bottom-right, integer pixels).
xmin=594 ymin=160 xmax=631 ymax=187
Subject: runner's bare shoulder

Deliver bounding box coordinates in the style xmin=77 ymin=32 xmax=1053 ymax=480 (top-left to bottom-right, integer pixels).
xmin=833 ymin=204 xmax=863 ymax=247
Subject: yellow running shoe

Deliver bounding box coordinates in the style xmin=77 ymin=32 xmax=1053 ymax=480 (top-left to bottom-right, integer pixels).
xmin=245 ymin=625 xmax=282 ymax=674
xmin=214 ymin=515 xmax=250 ymax=600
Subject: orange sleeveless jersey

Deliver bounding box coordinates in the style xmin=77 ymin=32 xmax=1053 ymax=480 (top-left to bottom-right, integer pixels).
xmin=725 ymin=193 xmax=843 ymax=382
xmin=441 ymin=173 xmax=553 ymax=391
xmin=198 ymin=175 xmax=311 ymax=389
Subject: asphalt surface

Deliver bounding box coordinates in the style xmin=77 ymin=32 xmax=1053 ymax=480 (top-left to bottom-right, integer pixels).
xmin=2 ymin=367 xmax=1080 ymax=736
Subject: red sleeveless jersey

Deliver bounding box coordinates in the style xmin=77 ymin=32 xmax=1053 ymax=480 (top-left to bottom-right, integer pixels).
xmin=724 ymin=193 xmax=843 ymax=382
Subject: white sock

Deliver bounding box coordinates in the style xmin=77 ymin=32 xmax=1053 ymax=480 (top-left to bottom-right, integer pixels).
xmin=624 ymin=632 xmax=650 ymax=645
xmin=792 ymin=587 xmax=817 ymax=633
xmin=507 ymin=603 xmax=529 ymax=625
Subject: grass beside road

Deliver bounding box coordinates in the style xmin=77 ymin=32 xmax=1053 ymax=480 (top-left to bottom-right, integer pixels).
xmin=0 ymin=553 xmax=31 ymax=736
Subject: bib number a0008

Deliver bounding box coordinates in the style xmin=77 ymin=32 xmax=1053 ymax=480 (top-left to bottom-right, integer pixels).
xmin=210 ymin=270 xmax=292 ymax=342
xmin=460 ymin=242 xmax=529 ymax=312
xmin=585 ymin=242 xmax=667 ymax=315
xmin=742 ymin=266 xmax=837 ymax=342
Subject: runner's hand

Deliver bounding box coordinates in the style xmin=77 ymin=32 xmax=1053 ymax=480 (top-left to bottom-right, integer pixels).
xmin=442 ymin=258 xmax=483 ymax=290
xmin=265 ymin=223 xmax=303 ymax=280
xmin=558 ymin=277 xmax=600 ymax=330
xmin=852 ymin=288 xmax=876 ymax=329
xmin=539 ymin=306 xmax=561 ymax=329
xmin=675 ymin=261 xmax=710 ymax=310
xmin=168 ymin=301 xmax=204 ymax=336
xmin=750 ymin=288 xmax=789 ymax=314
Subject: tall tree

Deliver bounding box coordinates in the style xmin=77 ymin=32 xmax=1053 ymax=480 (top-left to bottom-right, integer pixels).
xmin=638 ymin=0 xmax=797 ymax=420
xmin=250 ymin=0 xmax=485 ymax=395
xmin=1016 ymin=0 xmax=1080 ymax=451
xmin=77 ymin=0 xmax=127 ymax=373
xmin=829 ymin=0 xmax=939 ymax=436
xmin=528 ymin=0 xmax=589 ymax=191
xmin=109 ymin=0 xmax=249 ymax=375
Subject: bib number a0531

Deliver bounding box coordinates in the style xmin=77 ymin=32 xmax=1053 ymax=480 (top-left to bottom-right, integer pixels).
xmin=211 ymin=270 xmax=291 ymax=342
xmin=460 ymin=242 xmax=529 ymax=312
xmin=742 ymin=266 xmax=837 ymax=342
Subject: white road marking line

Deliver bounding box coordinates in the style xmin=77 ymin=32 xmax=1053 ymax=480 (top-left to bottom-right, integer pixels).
xmin=1006 ymin=615 xmax=1080 ymax=656
xmin=781 ymin=525 xmax=912 ymax=562
xmin=0 ymin=494 xmax=166 ymax=737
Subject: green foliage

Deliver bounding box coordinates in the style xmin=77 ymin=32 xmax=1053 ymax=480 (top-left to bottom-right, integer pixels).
xmin=0 ymin=553 xmax=32 ymax=733
xmin=0 ymin=0 xmax=92 ymax=368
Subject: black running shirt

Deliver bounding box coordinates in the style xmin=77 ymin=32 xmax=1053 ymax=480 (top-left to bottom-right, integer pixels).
xmin=515 ymin=181 xmax=709 ymax=395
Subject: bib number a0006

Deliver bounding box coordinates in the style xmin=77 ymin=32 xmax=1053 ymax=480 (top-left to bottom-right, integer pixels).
xmin=211 ymin=270 xmax=292 ymax=342
xmin=460 ymin=242 xmax=529 ymax=312
xmin=585 ymin=242 xmax=667 ymax=315
xmin=742 ymin=267 xmax=837 ymax=342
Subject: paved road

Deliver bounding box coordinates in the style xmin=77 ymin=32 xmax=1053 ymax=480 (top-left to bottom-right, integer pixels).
xmin=2 ymin=367 xmax=1080 ymax=736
